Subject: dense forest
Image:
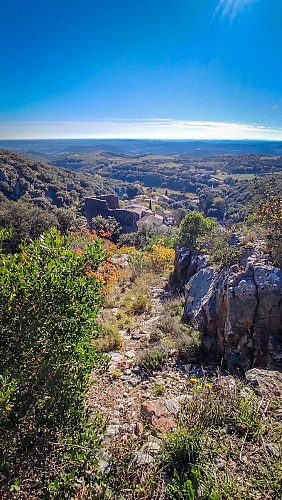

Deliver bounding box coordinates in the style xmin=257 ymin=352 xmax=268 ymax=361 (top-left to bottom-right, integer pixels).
xmin=0 ymin=150 xmax=129 ymax=251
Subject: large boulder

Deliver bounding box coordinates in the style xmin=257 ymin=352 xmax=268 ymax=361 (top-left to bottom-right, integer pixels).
xmin=183 ymin=257 xmax=282 ymax=375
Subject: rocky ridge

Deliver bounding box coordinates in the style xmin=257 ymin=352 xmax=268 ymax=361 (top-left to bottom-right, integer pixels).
xmin=176 ymin=248 xmax=282 ymax=375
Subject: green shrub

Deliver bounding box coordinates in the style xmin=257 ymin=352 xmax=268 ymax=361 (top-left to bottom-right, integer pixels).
xmin=152 ymin=383 xmax=166 ymax=397
xmin=161 ymin=428 xmax=202 ymax=477
xmin=208 ymin=235 xmax=241 ymax=266
xmin=176 ymin=330 xmax=201 ymax=363
xmin=0 ymin=228 xmax=106 ymax=497
xmin=166 ymin=471 xmax=196 ymax=500
xmin=150 ymin=329 xmax=164 ymax=342
xmin=139 ymin=348 xmax=168 ymax=372
xmin=91 ymin=214 xmax=121 ymax=239
xmin=128 ymin=291 xmax=152 ymax=315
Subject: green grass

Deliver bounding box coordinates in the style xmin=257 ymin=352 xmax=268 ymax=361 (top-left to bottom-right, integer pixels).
xmin=139 ymin=347 xmax=168 ymax=372
xmin=214 ymin=173 xmax=256 ymax=181
xmin=94 ymin=321 xmax=123 ymax=352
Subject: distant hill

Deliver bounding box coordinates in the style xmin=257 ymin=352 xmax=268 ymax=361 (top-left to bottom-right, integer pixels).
xmin=0 ymin=149 xmax=126 ymax=209
xmin=1 ymin=138 xmax=282 ymax=157
xmin=0 ymin=149 xmax=129 ymax=251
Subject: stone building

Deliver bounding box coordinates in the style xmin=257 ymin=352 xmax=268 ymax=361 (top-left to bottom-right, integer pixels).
xmin=85 ymin=194 xmax=166 ymax=233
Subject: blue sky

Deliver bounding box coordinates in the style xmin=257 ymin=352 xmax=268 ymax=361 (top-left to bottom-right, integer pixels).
xmin=0 ymin=0 xmax=281 ymax=139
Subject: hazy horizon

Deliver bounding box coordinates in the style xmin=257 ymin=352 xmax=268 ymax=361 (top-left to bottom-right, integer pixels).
xmin=1 ymin=119 xmax=282 ymax=141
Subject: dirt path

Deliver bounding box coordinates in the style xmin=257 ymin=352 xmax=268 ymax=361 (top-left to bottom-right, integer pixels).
xmin=87 ymin=277 xmax=190 ymax=465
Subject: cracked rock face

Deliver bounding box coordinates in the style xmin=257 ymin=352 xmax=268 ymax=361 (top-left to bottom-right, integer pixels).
xmin=183 ymin=258 xmax=282 ymax=375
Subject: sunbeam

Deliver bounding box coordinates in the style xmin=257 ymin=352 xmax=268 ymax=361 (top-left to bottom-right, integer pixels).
xmin=216 ymin=0 xmax=261 ymax=19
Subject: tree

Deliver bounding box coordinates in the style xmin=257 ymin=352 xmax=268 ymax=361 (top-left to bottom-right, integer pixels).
xmin=178 ymin=211 xmax=216 ymax=251
xmin=253 ymin=177 xmax=282 ymax=267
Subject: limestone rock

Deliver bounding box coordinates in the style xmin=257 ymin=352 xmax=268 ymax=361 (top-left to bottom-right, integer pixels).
xmin=183 ymin=257 xmax=282 ymax=374
xmin=265 ymin=443 xmax=280 ymax=458
xmin=140 ymin=396 xmax=186 ymax=432
xmin=170 ymin=247 xmax=207 ymax=285
xmin=134 ymin=451 xmax=154 ymax=466
xmin=140 ymin=400 xmax=177 ymax=432
xmin=245 ymin=369 xmax=282 ymax=397
xmin=105 ymin=424 xmax=120 ymax=438
xmin=141 ymin=436 xmax=162 ymax=455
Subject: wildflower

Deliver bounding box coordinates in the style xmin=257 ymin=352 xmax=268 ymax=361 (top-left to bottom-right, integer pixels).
xmin=197 ymin=385 xmax=202 ymax=389
xmin=190 ymin=377 xmax=197 ymax=383
xmin=205 ymin=383 xmax=212 ymax=389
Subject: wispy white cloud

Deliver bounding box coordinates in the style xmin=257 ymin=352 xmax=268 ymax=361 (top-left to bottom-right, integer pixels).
xmin=0 ymin=119 xmax=281 ymax=140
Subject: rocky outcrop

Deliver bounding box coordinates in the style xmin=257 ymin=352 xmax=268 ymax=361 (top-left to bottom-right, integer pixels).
xmin=182 ymin=254 xmax=282 ymax=375
xmin=170 ymin=247 xmax=207 ymax=286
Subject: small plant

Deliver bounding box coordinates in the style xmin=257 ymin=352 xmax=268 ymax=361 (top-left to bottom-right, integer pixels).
xmin=143 ymin=241 xmax=175 ymax=273
xmin=95 ymin=322 xmax=123 ymax=352
xmin=159 ymin=314 xmax=180 ymax=335
xmin=166 ymin=471 xmax=196 ymax=500
xmin=205 ymin=230 xmax=241 ymax=267
xmin=233 ymin=395 xmax=263 ymax=438
xmin=152 ymin=383 xmax=166 ymax=397
xmin=165 ymin=296 xmax=185 ymax=318
xmin=139 ymin=348 xmax=168 ymax=372
xmin=115 ymin=309 xmax=132 ymax=329
xmin=128 ymin=250 xmax=147 ymax=278
xmin=111 ymin=369 xmax=122 ymax=379
xmin=150 ymin=329 xmax=164 ymax=343
xmin=128 ymin=291 xmax=152 ymax=315
xmin=176 ymin=330 xmax=201 ymax=363
xmin=161 ymin=428 xmax=203 ymax=477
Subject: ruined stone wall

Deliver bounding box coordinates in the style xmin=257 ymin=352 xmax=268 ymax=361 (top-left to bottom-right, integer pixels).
xmin=85 ymin=196 xmax=138 ymax=232
xmin=95 ymin=194 xmax=119 ymax=209
xmin=112 ymin=209 xmax=138 ymax=233
xmin=85 ymin=197 xmax=109 ymax=221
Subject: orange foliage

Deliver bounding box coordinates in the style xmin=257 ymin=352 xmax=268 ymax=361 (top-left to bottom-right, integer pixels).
xmin=116 ymin=245 xmax=137 ymax=255
xmin=94 ymin=259 xmax=129 ymax=292
xmin=144 ymin=242 xmax=174 ymax=272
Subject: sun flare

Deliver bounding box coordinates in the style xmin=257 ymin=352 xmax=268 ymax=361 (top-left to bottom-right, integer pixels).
xmin=216 ymin=0 xmax=261 ymax=19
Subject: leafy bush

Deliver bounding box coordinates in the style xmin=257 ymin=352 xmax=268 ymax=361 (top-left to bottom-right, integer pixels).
xmin=119 ymin=221 xmax=176 ymax=251
xmin=166 ymin=471 xmax=196 ymax=500
xmin=91 ymin=214 xmax=121 ymax=240
xmin=128 ymin=291 xmax=152 ymax=314
xmin=144 ymin=241 xmax=175 ymax=273
xmin=202 ymin=226 xmax=242 ymax=267
xmin=152 ymin=383 xmax=166 ymax=397
xmin=139 ymin=348 xmax=168 ymax=372
xmin=0 ymin=228 xmax=106 ymax=497
xmin=253 ymin=177 xmax=282 ymax=267
xmin=176 ymin=330 xmax=201 ymax=363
